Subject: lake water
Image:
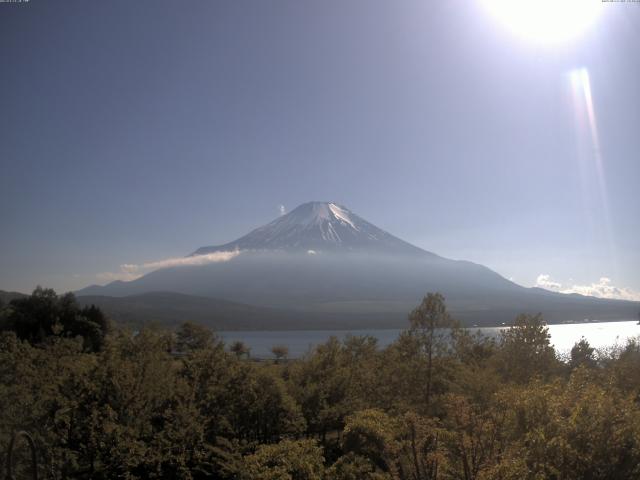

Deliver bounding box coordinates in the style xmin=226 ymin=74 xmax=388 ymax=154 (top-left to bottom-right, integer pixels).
xmin=219 ymin=320 xmax=640 ymax=359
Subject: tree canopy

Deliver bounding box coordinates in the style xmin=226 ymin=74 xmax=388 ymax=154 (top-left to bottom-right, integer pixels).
xmin=2 ymin=290 xmax=640 ymax=479
xmin=0 ymin=287 xmax=109 ymax=352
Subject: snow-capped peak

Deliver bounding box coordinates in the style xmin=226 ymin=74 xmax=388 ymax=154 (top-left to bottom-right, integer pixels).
xmin=280 ymin=202 xmax=359 ymax=231
xmin=328 ymin=203 xmax=358 ymax=231
xmin=191 ymin=201 xmax=427 ymax=256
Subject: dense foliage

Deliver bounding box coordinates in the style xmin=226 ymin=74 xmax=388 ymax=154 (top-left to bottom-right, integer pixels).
xmin=0 ymin=287 xmax=109 ymax=352
xmin=1 ymin=290 xmax=640 ymax=479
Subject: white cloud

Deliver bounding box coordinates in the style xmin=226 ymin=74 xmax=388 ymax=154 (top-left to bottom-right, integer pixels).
xmin=279 ymin=204 xmax=286 ymax=216
xmin=128 ymin=250 xmax=240 ymax=271
xmin=97 ymin=250 xmax=241 ymax=284
xmin=96 ymin=271 xmax=143 ymax=282
xmin=535 ymin=274 xmax=562 ymax=290
xmin=535 ymin=274 xmax=640 ymax=301
xmin=562 ymin=277 xmax=640 ymax=302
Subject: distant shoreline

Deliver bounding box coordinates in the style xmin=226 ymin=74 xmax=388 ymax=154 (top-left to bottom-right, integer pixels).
xmin=217 ymin=320 xmax=640 ymax=359
xmin=214 ymin=317 xmax=637 ymax=333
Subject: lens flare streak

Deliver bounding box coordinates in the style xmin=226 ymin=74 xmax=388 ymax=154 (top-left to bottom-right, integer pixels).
xmin=569 ymin=68 xmax=617 ymax=275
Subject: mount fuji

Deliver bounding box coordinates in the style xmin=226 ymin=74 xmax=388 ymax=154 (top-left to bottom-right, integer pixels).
xmin=191 ymin=202 xmax=427 ymax=256
xmin=77 ymin=202 xmax=639 ymax=329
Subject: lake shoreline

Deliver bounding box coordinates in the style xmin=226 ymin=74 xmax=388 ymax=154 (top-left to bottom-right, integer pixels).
xmin=214 ymin=317 xmax=637 ymax=333
xmin=218 ymin=320 xmax=640 ymax=359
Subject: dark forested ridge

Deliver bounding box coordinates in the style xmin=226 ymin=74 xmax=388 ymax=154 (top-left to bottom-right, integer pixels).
xmin=0 ymin=289 xmax=27 ymax=305
xmin=2 ymin=289 xmax=640 ymax=479
xmin=5 ymin=286 xmax=639 ymax=331
xmin=74 ymin=292 xmax=406 ymax=331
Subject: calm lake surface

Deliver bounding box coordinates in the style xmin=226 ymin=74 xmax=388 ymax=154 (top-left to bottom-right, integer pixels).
xmin=219 ymin=320 xmax=640 ymax=359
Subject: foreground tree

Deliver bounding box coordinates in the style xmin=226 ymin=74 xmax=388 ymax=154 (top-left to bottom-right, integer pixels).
xmin=441 ymin=394 xmax=506 ymax=480
xmin=271 ymin=345 xmax=289 ymax=363
xmin=408 ymin=293 xmax=459 ymax=408
xmin=230 ymin=340 xmax=251 ymax=359
xmin=341 ymin=409 xmax=446 ymax=480
xmin=288 ymin=337 xmax=351 ymax=442
xmin=0 ymin=287 xmax=109 ymax=352
xmin=175 ymin=321 xmax=216 ymax=352
xmin=569 ymin=337 xmax=597 ymax=370
xmin=242 ymin=439 xmax=324 ymax=480
xmin=3 ymin=288 xmax=640 ymax=479
xmin=325 ymin=453 xmax=389 ymax=480
xmin=342 ymin=409 xmax=396 ymax=472
xmin=497 ymin=313 xmax=558 ymax=383
xmin=493 ymin=372 xmax=640 ymax=479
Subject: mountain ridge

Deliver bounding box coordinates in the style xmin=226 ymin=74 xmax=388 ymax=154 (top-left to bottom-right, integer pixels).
xmin=76 ymin=201 xmax=639 ymax=328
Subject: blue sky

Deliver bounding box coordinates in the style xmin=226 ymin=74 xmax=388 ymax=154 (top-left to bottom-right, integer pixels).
xmin=1 ymin=0 xmax=639 ymax=299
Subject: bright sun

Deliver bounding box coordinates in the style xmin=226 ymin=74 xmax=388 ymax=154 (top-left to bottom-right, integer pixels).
xmin=480 ymin=0 xmax=603 ymax=45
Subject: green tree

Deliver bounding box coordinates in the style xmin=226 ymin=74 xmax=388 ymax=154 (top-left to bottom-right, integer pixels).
xmin=408 ymin=293 xmax=459 ymax=407
xmin=569 ymin=337 xmax=596 ymax=370
xmin=441 ymin=394 xmax=506 ymax=480
xmin=326 ymin=453 xmax=390 ymax=480
xmin=448 ymin=329 xmax=501 ymax=407
xmin=493 ymin=372 xmax=640 ymax=479
xmin=230 ymin=340 xmax=251 ymax=359
xmin=342 ymin=409 xmax=396 ymax=472
xmin=288 ymin=337 xmax=351 ymax=442
xmin=341 ymin=409 xmax=446 ymax=480
xmin=175 ymin=321 xmax=216 ymax=352
xmin=242 ymin=439 xmax=324 ymax=480
xmin=2 ymin=287 xmax=109 ymax=352
xmin=392 ymin=412 xmax=446 ymax=480
xmin=497 ymin=313 xmax=558 ymax=383
xmin=606 ymin=338 xmax=640 ymax=398
xmin=271 ymin=345 xmax=289 ymax=363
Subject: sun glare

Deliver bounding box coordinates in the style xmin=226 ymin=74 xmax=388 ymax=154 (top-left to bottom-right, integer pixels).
xmin=480 ymin=0 xmax=603 ymax=45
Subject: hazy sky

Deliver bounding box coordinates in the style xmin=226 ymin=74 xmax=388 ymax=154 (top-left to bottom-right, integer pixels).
xmin=1 ymin=1 xmax=639 ymax=299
